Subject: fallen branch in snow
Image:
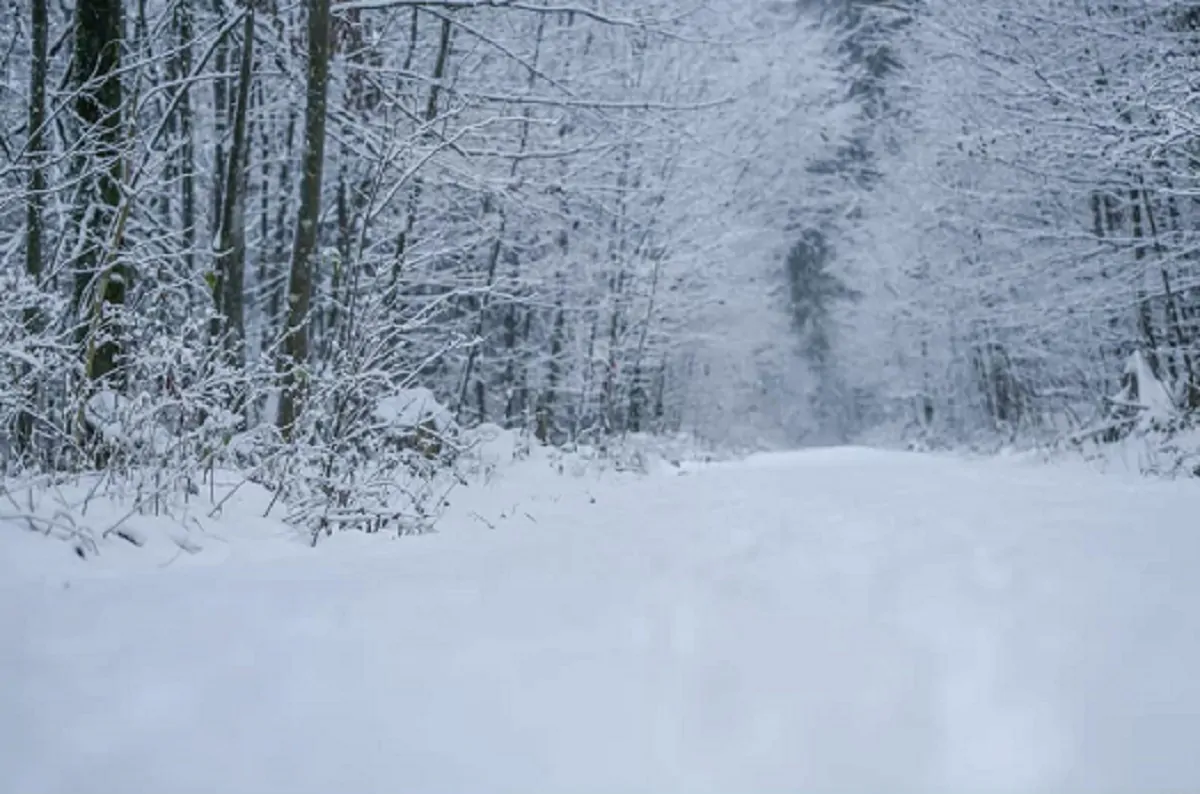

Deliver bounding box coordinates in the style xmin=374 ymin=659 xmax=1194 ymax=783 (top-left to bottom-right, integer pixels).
xmin=0 ymin=511 xmax=98 ymax=558
xmin=1064 ymin=417 xmax=1137 ymax=446
xmin=1102 ymin=397 xmax=1150 ymax=412
xmin=469 ymin=511 xmax=497 ymax=530
xmin=107 ymin=527 xmax=146 ymax=547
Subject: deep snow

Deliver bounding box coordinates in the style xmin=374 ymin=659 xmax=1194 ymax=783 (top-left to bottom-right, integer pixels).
xmin=3 ymin=447 xmax=1200 ymax=793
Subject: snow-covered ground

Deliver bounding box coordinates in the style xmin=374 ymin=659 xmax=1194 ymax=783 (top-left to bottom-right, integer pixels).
xmin=3 ymin=447 xmax=1199 ymax=793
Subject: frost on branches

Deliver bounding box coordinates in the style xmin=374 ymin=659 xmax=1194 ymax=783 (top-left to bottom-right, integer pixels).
xmin=0 ymin=0 xmax=863 ymax=548
xmin=7 ymin=0 xmax=1195 ymax=556
xmin=829 ymin=0 xmax=1200 ymax=469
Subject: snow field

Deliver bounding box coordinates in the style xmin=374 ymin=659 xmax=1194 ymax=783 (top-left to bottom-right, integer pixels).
xmin=3 ymin=447 xmax=1199 ymax=793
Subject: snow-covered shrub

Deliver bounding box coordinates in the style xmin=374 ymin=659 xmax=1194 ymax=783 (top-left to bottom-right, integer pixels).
xmin=0 ymin=291 xmax=263 ymax=552
xmin=374 ymin=387 xmax=461 ymax=463
xmin=257 ymin=324 xmax=463 ymax=545
xmin=1060 ymin=352 xmax=1200 ymax=477
xmin=545 ymin=431 xmax=733 ymax=478
xmin=455 ymin=423 xmax=517 ymax=484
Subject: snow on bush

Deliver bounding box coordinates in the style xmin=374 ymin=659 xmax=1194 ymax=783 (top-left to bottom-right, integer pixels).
xmin=1058 ymin=351 xmax=1200 ymax=478
xmin=374 ymin=387 xmax=454 ymax=432
xmin=373 ymin=387 xmax=461 ymax=461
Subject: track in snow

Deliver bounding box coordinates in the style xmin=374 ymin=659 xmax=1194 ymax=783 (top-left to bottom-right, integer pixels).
xmin=3 ymin=448 xmax=1199 ymax=793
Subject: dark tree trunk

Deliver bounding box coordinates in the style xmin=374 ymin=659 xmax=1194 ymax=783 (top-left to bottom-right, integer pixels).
xmin=211 ymin=0 xmax=230 ymax=232
xmin=177 ymin=0 xmax=197 ymax=277
xmin=392 ymin=16 xmax=451 ymax=285
xmin=17 ymin=0 xmax=49 ymax=456
xmin=277 ymin=0 xmax=332 ymax=439
xmin=1131 ymin=186 xmax=1161 ymax=376
xmin=536 ymin=288 xmax=566 ymax=443
xmin=212 ymin=8 xmax=254 ymax=390
xmin=72 ymin=0 xmax=125 ymax=389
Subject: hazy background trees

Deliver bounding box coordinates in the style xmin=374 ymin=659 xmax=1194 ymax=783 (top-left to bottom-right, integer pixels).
xmin=808 ymin=0 xmax=1200 ymax=454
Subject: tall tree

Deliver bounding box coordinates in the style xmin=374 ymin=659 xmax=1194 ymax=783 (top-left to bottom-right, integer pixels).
xmin=277 ymin=0 xmax=332 ymax=439
xmin=72 ymin=0 xmax=126 ymax=389
xmin=212 ymin=7 xmax=254 ymax=382
xmin=16 ymin=0 xmax=49 ymax=456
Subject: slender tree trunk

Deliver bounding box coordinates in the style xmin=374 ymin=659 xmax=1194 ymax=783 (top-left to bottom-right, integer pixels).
xmin=652 ymin=356 xmax=667 ymax=427
xmin=1131 ymin=186 xmax=1161 ymax=376
xmin=329 ymin=8 xmax=373 ymax=353
xmin=470 ymin=13 xmax=545 ymax=427
xmin=1139 ymin=181 xmax=1193 ymax=392
xmin=256 ymin=79 xmax=271 ymax=324
xmin=211 ymin=0 xmax=231 ymax=231
xmin=424 ymin=17 xmax=452 ymax=125
xmin=265 ymin=108 xmax=297 ymax=356
xmin=212 ymin=8 xmax=254 ymax=384
xmin=457 ymin=212 xmax=505 ymax=423
xmin=72 ymin=0 xmax=125 ymax=389
xmin=17 ymin=0 xmax=49 ymax=456
xmin=177 ymin=0 xmax=198 ymax=277
xmin=330 ymin=164 xmax=348 ymax=351
xmin=578 ymin=313 xmax=599 ymax=438
xmin=627 ymin=251 xmax=665 ymax=435
xmin=1160 ymin=176 xmax=1200 ymax=407
xmin=533 ymin=9 xmax=578 ymax=442
xmin=277 ymin=0 xmax=332 ymax=439
xmin=392 ymin=15 xmax=452 ymax=286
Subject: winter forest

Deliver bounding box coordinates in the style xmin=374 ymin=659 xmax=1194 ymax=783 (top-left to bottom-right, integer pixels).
xmin=4 ymin=0 xmax=1200 ymax=535
xmin=9 ymin=3 xmax=1200 ymax=787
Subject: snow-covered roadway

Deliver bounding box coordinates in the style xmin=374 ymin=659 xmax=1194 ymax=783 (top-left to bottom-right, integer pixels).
xmin=3 ymin=448 xmax=1198 ymax=793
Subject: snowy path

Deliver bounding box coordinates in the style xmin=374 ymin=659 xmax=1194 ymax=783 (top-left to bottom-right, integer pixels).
xmin=3 ymin=448 xmax=1200 ymax=793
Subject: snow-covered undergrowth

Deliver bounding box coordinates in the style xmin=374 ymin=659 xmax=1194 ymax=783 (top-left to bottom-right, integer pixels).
xmin=0 ymin=427 xmax=727 ymax=570
xmin=1041 ymin=352 xmax=1200 ymax=479
xmin=852 ymin=353 xmax=1200 ymax=480
xmin=3 ymin=446 xmax=1200 ymax=793
xmin=1049 ymin=420 xmax=1200 ymax=480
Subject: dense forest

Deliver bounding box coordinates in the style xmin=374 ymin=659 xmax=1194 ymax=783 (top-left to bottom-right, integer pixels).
xmin=834 ymin=0 xmax=1200 ymax=459
xmin=2 ymin=0 xmax=1199 ymax=535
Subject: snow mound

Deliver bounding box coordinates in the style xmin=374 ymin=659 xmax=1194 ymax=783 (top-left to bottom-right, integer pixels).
xmin=1113 ymin=351 xmax=1176 ymax=422
xmin=374 ymin=387 xmax=455 ymax=432
xmin=1057 ymin=351 xmax=1200 ymax=478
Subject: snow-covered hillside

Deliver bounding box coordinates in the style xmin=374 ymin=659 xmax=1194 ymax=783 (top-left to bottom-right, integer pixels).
xmin=3 ymin=448 xmax=1199 ymax=793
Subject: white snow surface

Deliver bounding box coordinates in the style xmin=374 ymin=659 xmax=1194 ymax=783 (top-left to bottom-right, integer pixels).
xmin=374 ymin=386 xmax=455 ymax=431
xmin=1117 ymin=350 xmax=1177 ymax=421
xmin=3 ymin=446 xmax=1200 ymax=794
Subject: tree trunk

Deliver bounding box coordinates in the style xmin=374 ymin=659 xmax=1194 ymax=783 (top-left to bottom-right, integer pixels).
xmin=329 ymin=7 xmax=375 ymax=354
xmin=277 ymin=0 xmax=332 ymax=440
xmin=482 ymin=13 xmax=546 ymax=427
xmin=1139 ymin=181 xmax=1194 ymax=393
xmin=1131 ymin=186 xmax=1161 ymax=376
xmin=266 ymin=107 xmax=297 ymax=355
xmin=211 ymin=0 xmax=231 ymax=232
xmin=177 ymin=0 xmax=198 ymax=277
xmin=536 ymin=284 xmax=566 ymax=443
xmin=256 ymin=78 xmax=271 ymax=291
xmin=17 ymin=0 xmax=49 ymax=456
xmin=212 ymin=8 xmax=254 ymax=385
xmin=391 ymin=15 xmax=452 ymax=286
xmin=72 ymin=0 xmax=125 ymax=389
